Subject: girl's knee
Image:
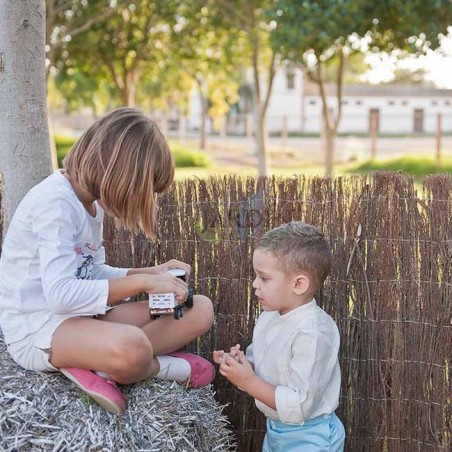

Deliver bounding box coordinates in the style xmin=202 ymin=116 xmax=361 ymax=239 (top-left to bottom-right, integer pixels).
xmin=109 ymin=327 xmax=153 ymax=378
xmin=191 ymin=295 xmax=214 ymax=332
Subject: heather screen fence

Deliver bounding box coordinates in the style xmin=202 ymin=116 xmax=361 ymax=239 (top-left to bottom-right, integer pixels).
xmin=103 ymin=173 xmax=451 ymax=452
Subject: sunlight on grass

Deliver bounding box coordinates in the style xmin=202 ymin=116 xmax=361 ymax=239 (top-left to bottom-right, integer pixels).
xmin=175 ymin=156 xmax=452 ymax=181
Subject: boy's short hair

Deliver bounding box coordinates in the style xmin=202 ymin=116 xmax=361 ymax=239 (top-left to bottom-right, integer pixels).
xmin=257 ymin=222 xmax=331 ymax=293
xmin=63 ymin=108 xmax=174 ymax=238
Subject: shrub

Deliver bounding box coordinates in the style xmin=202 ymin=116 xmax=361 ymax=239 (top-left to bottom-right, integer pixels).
xmin=171 ymin=144 xmax=211 ymax=168
xmin=55 ymin=135 xmax=76 ymax=167
xmin=350 ymin=157 xmax=452 ymax=179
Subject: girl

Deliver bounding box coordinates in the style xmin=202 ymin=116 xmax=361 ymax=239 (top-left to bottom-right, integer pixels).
xmin=0 ymin=108 xmax=215 ymax=414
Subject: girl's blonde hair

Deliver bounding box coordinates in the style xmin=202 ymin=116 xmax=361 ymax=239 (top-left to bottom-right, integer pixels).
xmin=63 ymin=108 xmax=174 ymax=238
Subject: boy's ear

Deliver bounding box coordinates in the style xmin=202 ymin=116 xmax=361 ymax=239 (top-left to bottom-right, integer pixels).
xmin=292 ymin=273 xmax=310 ymax=295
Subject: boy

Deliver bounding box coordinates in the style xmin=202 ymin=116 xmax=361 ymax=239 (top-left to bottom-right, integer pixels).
xmin=213 ymin=222 xmax=345 ymax=451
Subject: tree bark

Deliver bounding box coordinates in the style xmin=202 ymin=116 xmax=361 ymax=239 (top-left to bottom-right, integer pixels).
xmin=253 ymin=103 xmax=269 ymax=177
xmin=324 ymin=128 xmax=335 ymax=179
xmin=196 ymin=77 xmax=207 ymax=150
xmin=0 ymin=0 xmax=52 ymax=235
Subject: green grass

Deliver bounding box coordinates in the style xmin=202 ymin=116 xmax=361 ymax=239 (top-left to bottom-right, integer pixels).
xmin=55 ymin=134 xmax=451 ymax=182
xmin=55 ymin=135 xmax=76 ymax=167
xmin=348 ymin=157 xmax=452 ymax=180
xmin=54 ymin=135 xmax=211 ymax=169
xmin=175 ymin=156 xmax=452 ymax=182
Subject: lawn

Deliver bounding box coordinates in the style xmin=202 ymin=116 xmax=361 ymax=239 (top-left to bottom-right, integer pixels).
xmin=55 ymin=134 xmax=452 ymax=182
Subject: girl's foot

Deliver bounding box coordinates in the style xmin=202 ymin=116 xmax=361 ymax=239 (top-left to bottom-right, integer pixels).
xmin=165 ymin=352 xmax=215 ymax=388
xmin=60 ymin=367 xmax=126 ymax=415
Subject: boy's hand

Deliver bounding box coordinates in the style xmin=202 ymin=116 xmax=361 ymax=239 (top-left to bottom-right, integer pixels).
xmin=229 ymin=344 xmax=241 ymax=360
xmin=219 ymin=351 xmax=255 ymax=391
xmin=213 ymin=350 xmax=225 ymax=364
xmin=213 ymin=344 xmax=241 ymax=365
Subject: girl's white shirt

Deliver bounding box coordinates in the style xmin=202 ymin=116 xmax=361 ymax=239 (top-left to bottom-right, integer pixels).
xmin=0 ymin=171 xmax=128 ymax=345
xmin=246 ymin=299 xmax=341 ymax=424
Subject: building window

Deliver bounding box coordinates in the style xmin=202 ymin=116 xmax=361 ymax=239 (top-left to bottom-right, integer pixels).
xmin=402 ymin=101 xmax=408 ymax=106
xmin=309 ymin=100 xmax=317 ymax=105
xmin=356 ymin=100 xmax=363 ymax=105
xmin=445 ymin=101 xmax=450 ymax=106
xmin=388 ymin=100 xmax=395 ymax=105
xmin=286 ymin=71 xmax=295 ymax=90
xmin=431 ymin=101 xmax=438 ymax=106
xmin=341 ymin=100 xmax=348 ymax=105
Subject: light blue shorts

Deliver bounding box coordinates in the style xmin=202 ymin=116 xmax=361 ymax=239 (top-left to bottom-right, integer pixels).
xmin=262 ymin=413 xmax=345 ymax=452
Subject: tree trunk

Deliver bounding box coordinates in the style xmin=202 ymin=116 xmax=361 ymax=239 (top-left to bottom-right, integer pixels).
xmin=196 ymin=78 xmax=207 ymax=150
xmin=253 ymin=103 xmax=269 ymax=177
xmin=325 ymin=127 xmax=335 ymax=178
xmin=47 ymin=105 xmax=59 ymax=170
xmin=0 ymin=0 xmax=52 ymax=235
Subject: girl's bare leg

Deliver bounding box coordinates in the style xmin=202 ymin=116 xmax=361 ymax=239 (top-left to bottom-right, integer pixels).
xmin=49 ymin=295 xmax=214 ymax=384
xmin=50 ymin=318 xmax=157 ymax=384
xmin=100 ymin=295 xmax=214 ymax=355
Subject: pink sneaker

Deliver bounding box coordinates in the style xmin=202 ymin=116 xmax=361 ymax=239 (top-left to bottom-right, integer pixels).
xmin=168 ymin=352 xmax=215 ymax=388
xmin=60 ymin=368 xmax=126 ymax=415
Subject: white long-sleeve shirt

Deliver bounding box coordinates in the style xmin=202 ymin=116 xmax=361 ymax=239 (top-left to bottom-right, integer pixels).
xmin=0 ymin=171 xmax=128 ymax=344
xmin=246 ymin=300 xmax=341 ymax=424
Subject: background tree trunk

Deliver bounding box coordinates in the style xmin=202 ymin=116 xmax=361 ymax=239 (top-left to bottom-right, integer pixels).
xmin=196 ymin=77 xmax=208 ymax=150
xmin=0 ymin=0 xmax=51 ymax=235
xmin=253 ymin=103 xmax=269 ymax=177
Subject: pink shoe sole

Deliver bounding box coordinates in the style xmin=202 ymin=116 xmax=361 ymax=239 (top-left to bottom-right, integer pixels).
xmin=168 ymin=352 xmax=215 ymax=388
xmin=60 ymin=367 xmax=126 ymax=415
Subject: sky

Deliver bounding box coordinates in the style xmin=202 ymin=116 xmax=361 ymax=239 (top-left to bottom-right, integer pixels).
xmin=364 ymin=32 xmax=452 ymax=88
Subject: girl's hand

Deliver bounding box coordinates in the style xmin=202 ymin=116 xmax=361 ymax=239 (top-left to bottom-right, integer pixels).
xmin=219 ymin=351 xmax=255 ymax=390
xmin=152 ymin=259 xmax=192 ymax=280
xmin=144 ymin=274 xmax=188 ymax=303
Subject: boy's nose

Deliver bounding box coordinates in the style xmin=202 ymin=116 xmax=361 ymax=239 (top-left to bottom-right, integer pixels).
xmin=252 ymin=278 xmax=258 ymax=289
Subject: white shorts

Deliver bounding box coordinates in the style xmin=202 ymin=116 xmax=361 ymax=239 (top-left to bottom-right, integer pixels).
xmin=6 ymin=316 xmax=70 ymax=373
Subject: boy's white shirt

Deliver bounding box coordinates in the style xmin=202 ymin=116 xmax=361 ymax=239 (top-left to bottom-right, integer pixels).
xmin=0 ymin=171 xmax=128 ymax=345
xmin=246 ymin=299 xmax=341 ymax=424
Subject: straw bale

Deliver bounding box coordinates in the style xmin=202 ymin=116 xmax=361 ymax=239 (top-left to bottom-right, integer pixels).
xmin=0 ymin=338 xmax=236 ymax=452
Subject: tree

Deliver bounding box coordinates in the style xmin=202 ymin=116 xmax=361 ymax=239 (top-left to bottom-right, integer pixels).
xmin=45 ymin=1 xmax=121 ymax=169
xmin=205 ymin=0 xmax=277 ymax=176
xmin=0 ymin=0 xmax=51 ymax=233
xmin=270 ymin=0 xmax=452 ymax=177
xmin=270 ymin=0 xmax=368 ymax=177
xmin=55 ymin=1 xmax=171 ymax=108
xmin=165 ymin=2 xmax=242 ymax=149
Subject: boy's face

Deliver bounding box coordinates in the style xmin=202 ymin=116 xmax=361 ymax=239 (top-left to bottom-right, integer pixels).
xmin=252 ymin=249 xmax=307 ymax=315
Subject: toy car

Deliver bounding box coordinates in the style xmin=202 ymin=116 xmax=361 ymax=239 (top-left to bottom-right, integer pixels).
xmin=149 ymin=268 xmax=194 ymax=320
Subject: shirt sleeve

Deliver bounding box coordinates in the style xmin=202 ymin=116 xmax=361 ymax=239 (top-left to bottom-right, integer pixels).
xmin=274 ymin=327 xmax=339 ymax=424
xmin=245 ymin=342 xmax=254 ymax=367
xmin=91 ymin=246 xmax=129 ymax=280
xmin=33 ymin=196 xmax=110 ymax=316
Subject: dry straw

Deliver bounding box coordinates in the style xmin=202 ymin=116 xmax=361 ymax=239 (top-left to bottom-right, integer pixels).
xmin=104 ymin=173 xmax=451 ymax=452
xmin=0 ymin=338 xmax=236 ymax=451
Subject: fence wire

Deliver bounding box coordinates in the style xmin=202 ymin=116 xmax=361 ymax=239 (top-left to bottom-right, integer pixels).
xmin=101 ymin=172 xmax=451 ymax=452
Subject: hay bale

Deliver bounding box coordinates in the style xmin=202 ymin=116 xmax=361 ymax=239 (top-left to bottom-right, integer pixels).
xmin=0 ymin=339 xmax=236 ymax=451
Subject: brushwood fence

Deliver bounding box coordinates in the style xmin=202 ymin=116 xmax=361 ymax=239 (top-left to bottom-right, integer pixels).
xmin=102 ymin=172 xmax=451 ymax=452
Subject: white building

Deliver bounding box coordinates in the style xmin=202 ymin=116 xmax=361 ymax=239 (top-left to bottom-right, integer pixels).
xmin=187 ymin=68 xmax=452 ymax=135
